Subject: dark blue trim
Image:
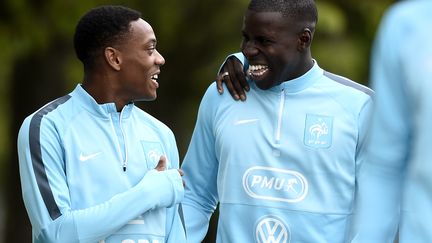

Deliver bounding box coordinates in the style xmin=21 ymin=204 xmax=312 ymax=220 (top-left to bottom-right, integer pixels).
xmin=324 ymin=71 xmax=374 ymax=96
xmin=29 ymin=95 xmax=71 ymax=220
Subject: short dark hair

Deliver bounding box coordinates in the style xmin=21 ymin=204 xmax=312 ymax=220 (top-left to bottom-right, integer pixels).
xmin=248 ymin=0 xmax=318 ymax=24
xmin=73 ymin=5 xmax=141 ymax=69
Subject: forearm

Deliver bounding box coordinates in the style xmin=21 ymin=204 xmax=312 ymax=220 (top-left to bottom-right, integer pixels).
xmin=182 ymin=200 xmax=214 ymax=243
xmin=351 ymin=158 xmax=402 ymax=243
xmin=32 ymin=169 xmax=184 ymax=242
xmin=218 ymin=52 xmax=246 ymax=74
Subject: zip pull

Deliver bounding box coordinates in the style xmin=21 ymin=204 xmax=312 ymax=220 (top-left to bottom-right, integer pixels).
xmin=275 ymin=89 xmax=285 ymax=143
xmin=119 ymin=110 xmax=128 ymax=172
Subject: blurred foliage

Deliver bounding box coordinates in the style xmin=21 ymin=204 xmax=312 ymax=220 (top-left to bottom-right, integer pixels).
xmin=0 ymin=0 xmax=395 ymax=242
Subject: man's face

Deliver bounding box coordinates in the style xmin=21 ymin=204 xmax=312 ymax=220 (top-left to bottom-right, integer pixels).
xmin=241 ymin=10 xmax=303 ymax=90
xmin=117 ymin=18 xmax=165 ymax=101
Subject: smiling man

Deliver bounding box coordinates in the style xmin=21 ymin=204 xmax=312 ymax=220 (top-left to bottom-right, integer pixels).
xmin=17 ymin=5 xmax=186 ymax=243
xmin=181 ymin=0 xmax=374 ymax=242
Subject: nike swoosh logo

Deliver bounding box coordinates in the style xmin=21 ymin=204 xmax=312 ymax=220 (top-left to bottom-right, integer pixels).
xmin=234 ymin=119 xmax=259 ymax=125
xmin=128 ymin=219 xmax=145 ymax=225
xmin=79 ymin=152 xmax=102 ymax=162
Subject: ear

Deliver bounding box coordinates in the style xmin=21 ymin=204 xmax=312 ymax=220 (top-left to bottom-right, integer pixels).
xmin=104 ymin=47 xmax=122 ymax=71
xmin=297 ymin=28 xmax=312 ymax=51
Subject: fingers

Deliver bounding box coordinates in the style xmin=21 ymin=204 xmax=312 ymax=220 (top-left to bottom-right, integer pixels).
xmin=155 ymin=155 xmax=167 ymax=171
xmin=217 ymin=69 xmax=241 ymax=101
xmin=227 ymin=58 xmax=248 ymax=101
xmin=224 ymin=57 xmax=241 ymax=100
xmin=178 ymin=169 xmax=185 ymax=187
xmin=220 ymin=70 xmax=240 ymax=100
xmin=216 ymin=70 xmax=226 ymax=95
xmin=216 ymin=56 xmax=249 ymax=101
xmin=154 ymin=156 xmax=185 ymax=187
xmin=233 ymin=60 xmax=250 ymax=93
xmin=178 ymin=168 xmax=184 ymax=177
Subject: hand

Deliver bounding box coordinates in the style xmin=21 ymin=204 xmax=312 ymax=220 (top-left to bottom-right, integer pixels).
xmin=155 ymin=155 xmax=185 ymax=187
xmin=216 ymin=56 xmax=249 ymax=101
xmin=155 ymin=155 xmax=167 ymax=171
xmin=178 ymin=168 xmax=185 ymax=187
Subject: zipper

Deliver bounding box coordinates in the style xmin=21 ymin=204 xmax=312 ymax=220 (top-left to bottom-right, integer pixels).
xmin=109 ymin=111 xmax=128 ymax=172
xmin=119 ymin=110 xmax=128 ymax=171
xmin=275 ymin=89 xmax=285 ymax=144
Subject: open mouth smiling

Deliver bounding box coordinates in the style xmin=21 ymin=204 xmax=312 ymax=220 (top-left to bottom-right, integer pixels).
xmin=247 ymin=64 xmax=269 ymax=79
xmin=150 ymin=74 xmax=159 ymax=88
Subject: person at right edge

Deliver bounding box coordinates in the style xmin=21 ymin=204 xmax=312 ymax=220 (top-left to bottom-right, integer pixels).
xmin=349 ymin=1 xmax=432 ymax=242
xmin=181 ymin=0 xmax=374 ymax=242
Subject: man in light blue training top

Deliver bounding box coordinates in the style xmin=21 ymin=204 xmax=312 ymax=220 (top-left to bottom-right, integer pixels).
xmin=350 ymin=1 xmax=432 ymax=242
xmin=181 ymin=0 xmax=374 ymax=242
xmin=17 ymin=5 xmax=186 ymax=243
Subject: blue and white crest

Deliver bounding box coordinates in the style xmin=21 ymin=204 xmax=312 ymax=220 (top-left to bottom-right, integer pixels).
xmin=140 ymin=141 xmax=165 ymax=168
xmin=304 ymin=114 xmax=333 ymax=148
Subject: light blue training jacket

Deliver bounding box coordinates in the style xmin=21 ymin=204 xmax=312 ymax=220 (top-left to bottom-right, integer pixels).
xmin=351 ymin=1 xmax=432 ymax=242
xmin=182 ymin=53 xmax=373 ymax=243
xmin=17 ymin=84 xmax=186 ymax=243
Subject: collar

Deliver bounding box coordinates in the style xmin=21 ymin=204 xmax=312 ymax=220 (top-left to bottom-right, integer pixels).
xmin=72 ymin=84 xmax=134 ymax=119
xmin=251 ymin=60 xmax=323 ymax=93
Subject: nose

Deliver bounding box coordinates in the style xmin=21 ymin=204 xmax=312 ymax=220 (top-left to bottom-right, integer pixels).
xmin=241 ymin=40 xmax=259 ymax=58
xmin=155 ymin=50 xmax=165 ymax=66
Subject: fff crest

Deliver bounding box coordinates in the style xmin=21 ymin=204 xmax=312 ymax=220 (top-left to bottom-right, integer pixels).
xmin=304 ymin=114 xmax=333 ymax=148
xmin=140 ymin=141 xmax=165 ymax=168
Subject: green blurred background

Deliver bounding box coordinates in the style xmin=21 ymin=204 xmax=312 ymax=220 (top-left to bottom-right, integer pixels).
xmin=0 ymin=0 xmax=395 ymax=241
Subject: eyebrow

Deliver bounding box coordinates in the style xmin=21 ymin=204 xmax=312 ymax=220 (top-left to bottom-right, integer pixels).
xmin=146 ymin=38 xmax=157 ymax=46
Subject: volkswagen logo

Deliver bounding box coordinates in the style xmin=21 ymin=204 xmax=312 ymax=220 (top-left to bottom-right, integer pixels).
xmin=255 ymin=216 xmax=290 ymax=243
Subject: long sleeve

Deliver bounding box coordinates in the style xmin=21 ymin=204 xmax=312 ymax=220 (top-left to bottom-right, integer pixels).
xmin=164 ymin=131 xmax=187 ymax=243
xmin=217 ymin=52 xmax=247 ymax=73
xmin=17 ymin=115 xmax=184 ymax=243
xmin=181 ymin=84 xmax=221 ymax=243
xmin=350 ymin=5 xmax=410 ymax=242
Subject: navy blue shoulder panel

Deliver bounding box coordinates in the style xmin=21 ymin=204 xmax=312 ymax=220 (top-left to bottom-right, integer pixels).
xmin=29 ymin=95 xmax=71 ymax=220
xmin=323 ymin=71 xmax=374 ymax=97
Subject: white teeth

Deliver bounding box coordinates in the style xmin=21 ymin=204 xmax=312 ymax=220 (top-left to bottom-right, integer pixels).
xmin=247 ymin=65 xmax=268 ymax=77
xmin=151 ymin=74 xmax=158 ymax=80
xmin=249 ymin=65 xmax=267 ymax=71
